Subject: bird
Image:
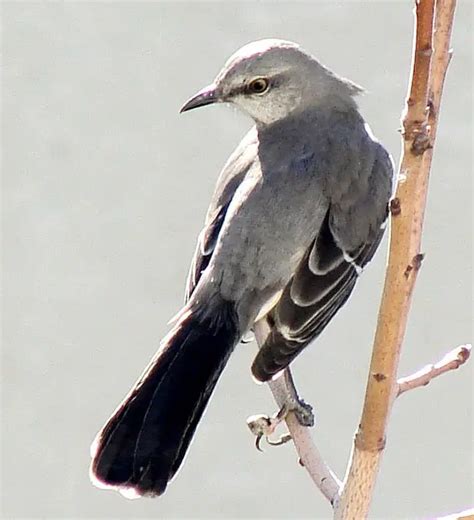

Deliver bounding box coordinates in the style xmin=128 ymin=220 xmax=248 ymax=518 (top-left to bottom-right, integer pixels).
xmin=90 ymin=38 xmax=394 ymax=498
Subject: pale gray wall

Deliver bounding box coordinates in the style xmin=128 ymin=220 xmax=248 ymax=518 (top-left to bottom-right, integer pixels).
xmin=2 ymin=2 xmax=472 ymax=519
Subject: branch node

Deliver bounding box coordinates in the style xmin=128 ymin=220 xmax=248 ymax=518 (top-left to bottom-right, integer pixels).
xmin=418 ymin=46 xmax=433 ymax=57
xmin=404 ymin=253 xmax=425 ymax=278
xmin=427 ymin=98 xmax=436 ymax=119
xmin=355 ymin=429 xmax=386 ymax=452
xmin=457 ymin=344 xmax=471 ymax=364
xmin=411 ymin=125 xmax=432 ymax=155
xmin=390 ymin=197 xmax=402 ymax=216
xmin=372 ymin=372 xmax=387 ymax=382
xmin=412 ymin=252 xmax=425 ymax=270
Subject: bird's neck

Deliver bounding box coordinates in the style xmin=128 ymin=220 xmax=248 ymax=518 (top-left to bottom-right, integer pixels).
xmin=256 ymin=100 xmax=361 ymax=135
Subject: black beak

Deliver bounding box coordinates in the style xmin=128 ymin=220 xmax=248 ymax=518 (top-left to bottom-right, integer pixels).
xmin=180 ymin=84 xmax=218 ymax=113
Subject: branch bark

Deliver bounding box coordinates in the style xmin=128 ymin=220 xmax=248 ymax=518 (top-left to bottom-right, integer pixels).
xmin=334 ymin=1 xmax=457 ymax=518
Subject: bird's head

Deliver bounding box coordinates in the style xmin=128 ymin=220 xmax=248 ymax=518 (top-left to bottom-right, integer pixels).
xmin=180 ymin=39 xmax=362 ymax=125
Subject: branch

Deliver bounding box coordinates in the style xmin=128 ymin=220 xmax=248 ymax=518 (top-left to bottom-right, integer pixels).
xmin=251 ymin=2 xmax=464 ymax=516
xmin=253 ymin=320 xmax=341 ymax=505
xmin=436 ymin=508 xmax=474 ymax=520
xmin=334 ymin=1 xmax=457 ymax=518
xmin=397 ymin=344 xmax=471 ymax=397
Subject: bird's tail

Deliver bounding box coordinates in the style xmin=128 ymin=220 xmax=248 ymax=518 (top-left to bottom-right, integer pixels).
xmin=90 ymin=302 xmax=239 ymax=498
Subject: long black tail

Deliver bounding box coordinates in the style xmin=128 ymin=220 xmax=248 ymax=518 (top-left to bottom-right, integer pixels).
xmin=90 ymin=303 xmax=239 ymax=497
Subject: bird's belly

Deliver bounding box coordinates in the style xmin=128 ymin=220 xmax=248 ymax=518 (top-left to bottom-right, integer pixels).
xmin=208 ymin=172 xmax=328 ymax=323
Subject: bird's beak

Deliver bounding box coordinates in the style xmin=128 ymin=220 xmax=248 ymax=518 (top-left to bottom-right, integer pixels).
xmin=180 ymin=84 xmax=219 ymax=113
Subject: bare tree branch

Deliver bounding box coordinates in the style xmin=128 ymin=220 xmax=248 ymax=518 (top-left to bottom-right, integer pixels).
xmin=397 ymin=344 xmax=471 ymax=397
xmin=334 ymin=1 xmax=458 ymax=518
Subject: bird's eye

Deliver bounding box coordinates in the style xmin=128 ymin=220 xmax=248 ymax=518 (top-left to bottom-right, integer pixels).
xmin=247 ymin=77 xmax=270 ymax=95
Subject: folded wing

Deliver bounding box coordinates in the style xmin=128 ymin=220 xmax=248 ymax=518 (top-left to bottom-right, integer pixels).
xmin=185 ymin=127 xmax=258 ymax=301
xmin=252 ymin=141 xmax=393 ymax=382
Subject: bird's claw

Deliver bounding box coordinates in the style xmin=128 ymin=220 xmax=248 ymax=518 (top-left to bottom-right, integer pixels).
xmin=247 ymin=412 xmax=290 ymax=451
xmin=267 ymin=432 xmax=292 ymax=446
xmin=247 ymin=395 xmax=315 ymax=450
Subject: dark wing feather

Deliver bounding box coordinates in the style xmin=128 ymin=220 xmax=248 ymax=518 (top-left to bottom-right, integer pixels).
xmin=185 ymin=204 xmax=228 ymax=302
xmin=252 ymin=142 xmax=393 ymax=382
xmin=185 ymin=128 xmax=258 ymax=301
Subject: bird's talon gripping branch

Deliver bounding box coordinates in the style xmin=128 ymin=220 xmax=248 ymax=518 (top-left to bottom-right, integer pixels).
xmin=247 ymin=408 xmax=293 ymax=451
xmin=274 ymin=396 xmax=314 ymax=429
xmin=291 ymin=398 xmax=315 ymax=427
xmin=247 ymin=414 xmax=274 ymax=435
xmin=277 ymin=369 xmax=316 ymax=427
xmin=247 ymin=394 xmax=315 ymax=451
xmin=275 ymin=401 xmax=291 ymax=422
xmin=267 ymin=433 xmax=292 ymax=446
xmin=247 ymin=414 xmax=277 ymax=451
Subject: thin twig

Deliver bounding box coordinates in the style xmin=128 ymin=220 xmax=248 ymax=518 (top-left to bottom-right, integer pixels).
xmin=435 ymin=508 xmax=474 ymax=520
xmin=397 ymin=345 xmax=471 ymax=397
xmin=334 ymin=1 xmax=457 ymax=518
xmin=253 ymin=320 xmax=341 ymax=505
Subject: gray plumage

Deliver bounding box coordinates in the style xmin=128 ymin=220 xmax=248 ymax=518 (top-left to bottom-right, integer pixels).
xmin=184 ymin=39 xmax=393 ymax=380
xmin=91 ymin=38 xmax=393 ymax=498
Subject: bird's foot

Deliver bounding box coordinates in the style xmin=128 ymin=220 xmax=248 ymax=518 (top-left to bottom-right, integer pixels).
xmin=247 ymin=409 xmax=292 ymax=451
xmin=285 ymin=394 xmax=314 ymax=427
xmin=246 ymin=396 xmax=314 ymax=451
xmin=280 ymin=369 xmax=315 ymax=426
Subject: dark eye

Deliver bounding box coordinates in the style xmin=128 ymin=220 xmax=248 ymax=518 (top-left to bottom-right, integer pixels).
xmin=247 ymin=77 xmax=270 ymax=94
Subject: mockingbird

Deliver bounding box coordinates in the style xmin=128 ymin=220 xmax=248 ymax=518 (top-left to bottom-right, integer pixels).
xmin=90 ymin=38 xmax=393 ymax=498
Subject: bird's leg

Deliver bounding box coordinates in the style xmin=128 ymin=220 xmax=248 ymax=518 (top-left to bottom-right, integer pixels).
xmin=278 ymin=369 xmax=315 ymax=427
xmin=247 ymin=368 xmax=315 ymax=450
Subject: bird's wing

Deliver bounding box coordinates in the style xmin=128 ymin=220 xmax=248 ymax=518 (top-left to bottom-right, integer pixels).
xmin=185 ymin=127 xmax=259 ymax=301
xmin=251 ymin=140 xmax=394 ymax=382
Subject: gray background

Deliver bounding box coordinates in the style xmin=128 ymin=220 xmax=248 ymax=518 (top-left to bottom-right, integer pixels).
xmin=2 ymin=1 xmax=472 ymax=518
